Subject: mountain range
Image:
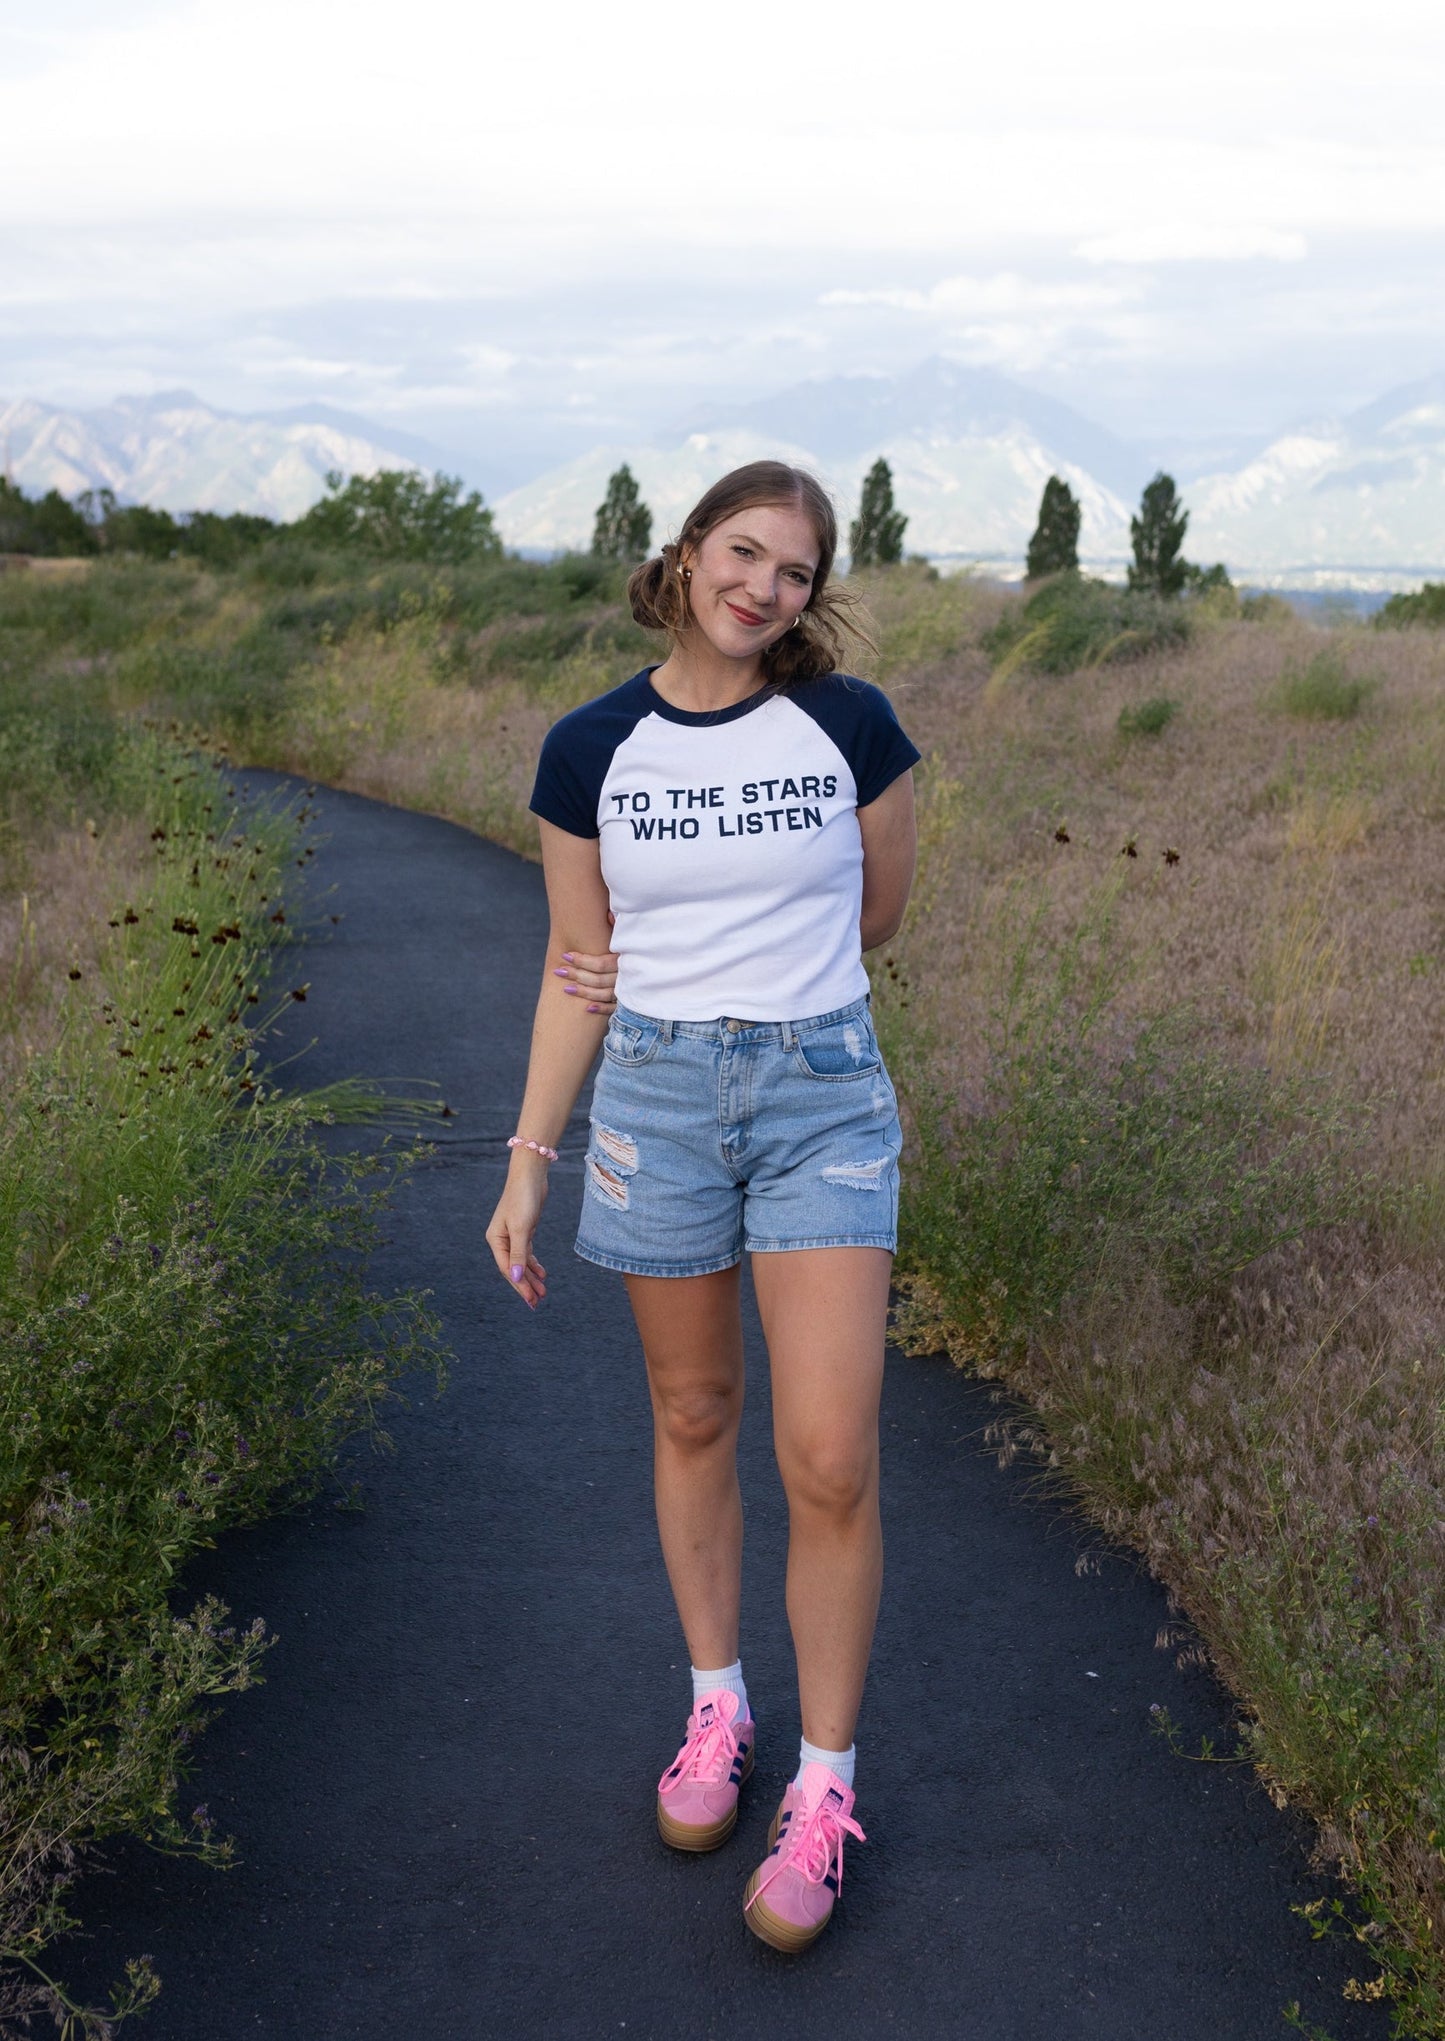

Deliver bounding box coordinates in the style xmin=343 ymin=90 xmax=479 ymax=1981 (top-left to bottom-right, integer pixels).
xmin=0 ymin=391 xmax=442 ymax=524
xmin=6 ymin=366 xmax=1445 ymax=583
xmin=499 ymin=362 xmax=1445 ymax=583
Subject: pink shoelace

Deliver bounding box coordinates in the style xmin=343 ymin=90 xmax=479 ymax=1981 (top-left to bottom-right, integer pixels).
xmin=657 ymin=1702 xmax=740 ymax=1796
xmin=747 ymin=1783 xmax=866 ymax=1905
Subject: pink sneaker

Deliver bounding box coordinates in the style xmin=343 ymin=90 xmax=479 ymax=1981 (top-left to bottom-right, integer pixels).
xmin=656 ymin=1689 xmax=755 ymax=1852
xmin=742 ymin=1761 xmax=865 ymax=1951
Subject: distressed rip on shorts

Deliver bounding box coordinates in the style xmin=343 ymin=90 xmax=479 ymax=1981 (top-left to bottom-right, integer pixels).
xmin=574 ymin=997 xmax=903 ymax=1279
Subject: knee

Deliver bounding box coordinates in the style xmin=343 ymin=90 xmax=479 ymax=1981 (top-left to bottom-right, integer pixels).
xmin=654 ymin=1383 xmax=738 ymax=1456
xmin=780 ymin=1436 xmax=877 ymax=1520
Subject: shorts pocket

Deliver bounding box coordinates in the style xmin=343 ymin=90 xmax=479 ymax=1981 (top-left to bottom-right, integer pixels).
xmin=791 ymin=1014 xmax=881 ymax=1082
xmin=602 ymin=1014 xmax=663 ymax=1067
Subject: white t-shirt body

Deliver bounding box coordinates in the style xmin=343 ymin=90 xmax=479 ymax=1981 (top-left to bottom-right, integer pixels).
xmin=529 ymin=667 xmax=921 ymax=1022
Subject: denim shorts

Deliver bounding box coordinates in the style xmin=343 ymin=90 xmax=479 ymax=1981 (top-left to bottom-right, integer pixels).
xmin=575 ymin=995 xmax=903 ymax=1278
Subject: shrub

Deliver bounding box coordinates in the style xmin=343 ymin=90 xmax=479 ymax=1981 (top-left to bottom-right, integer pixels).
xmin=1240 ymin=591 xmax=1295 ymax=624
xmin=1275 ymin=649 xmax=1376 ymax=721
xmin=985 ymin=572 xmax=1191 ymax=676
xmin=1375 ymin=581 xmax=1445 ymax=629
xmin=1117 ymin=696 xmax=1178 ymax=738
xmin=887 ymin=880 xmax=1362 ymax=1364
xmin=0 ymin=730 xmax=444 ymax=2030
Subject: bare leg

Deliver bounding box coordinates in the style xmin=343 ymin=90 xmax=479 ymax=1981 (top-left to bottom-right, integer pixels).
xmin=624 ymin=1267 xmax=746 ymax=1672
xmin=752 ymin=1247 xmax=891 ymax=1753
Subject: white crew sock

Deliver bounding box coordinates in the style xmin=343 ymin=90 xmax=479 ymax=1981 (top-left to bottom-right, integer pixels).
xmin=691 ymin=1660 xmax=749 ymax=1720
xmin=795 ymin=1737 xmax=855 ymax=1790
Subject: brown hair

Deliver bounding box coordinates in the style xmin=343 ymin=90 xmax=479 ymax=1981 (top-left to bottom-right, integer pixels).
xmin=626 ymin=460 xmax=876 ymax=686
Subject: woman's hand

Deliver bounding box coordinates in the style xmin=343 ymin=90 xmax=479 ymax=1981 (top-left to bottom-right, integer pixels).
xmin=485 ymin=1158 xmax=550 ymax=1309
xmin=552 ymin=915 xmax=619 ymax=1012
xmin=552 ymin=950 xmax=617 ymax=1012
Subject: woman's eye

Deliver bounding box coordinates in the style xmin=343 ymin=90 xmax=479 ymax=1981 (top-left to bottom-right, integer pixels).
xmin=732 ymin=544 xmax=754 ymax=558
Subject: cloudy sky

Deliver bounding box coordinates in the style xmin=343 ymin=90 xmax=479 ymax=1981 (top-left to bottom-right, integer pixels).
xmin=3 ymin=0 xmax=1444 ymax=490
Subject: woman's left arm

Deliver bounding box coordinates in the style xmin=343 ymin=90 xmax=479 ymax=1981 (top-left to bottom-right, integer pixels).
xmin=858 ymin=769 xmax=918 ymax=952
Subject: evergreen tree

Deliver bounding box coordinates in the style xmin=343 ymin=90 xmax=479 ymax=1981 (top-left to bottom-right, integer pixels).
xmin=1128 ymin=472 xmax=1189 ymax=597
xmin=849 ymin=459 xmax=908 ymax=567
xmin=1025 ymin=476 xmax=1081 ymax=579
xmin=591 ymin=464 xmax=653 ymax=562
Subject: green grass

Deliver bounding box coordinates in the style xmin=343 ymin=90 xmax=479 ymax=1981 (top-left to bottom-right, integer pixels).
xmin=1275 ymin=649 xmax=1377 ymax=721
xmin=1117 ymin=695 xmax=1178 ymax=738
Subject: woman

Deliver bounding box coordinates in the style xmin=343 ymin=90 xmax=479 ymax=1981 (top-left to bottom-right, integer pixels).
xmin=486 ymin=460 xmax=919 ymax=1952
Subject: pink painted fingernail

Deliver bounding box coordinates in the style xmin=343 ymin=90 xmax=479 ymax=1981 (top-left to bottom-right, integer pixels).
xmin=560 ymin=952 xmax=574 ymax=961
xmin=552 ymin=967 xmax=569 ymax=977
xmin=563 ymin=985 xmax=578 ymax=996
xmin=510 ymin=1263 xmax=523 ymax=1282
xmin=586 ymin=1003 xmax=599 ymax=1012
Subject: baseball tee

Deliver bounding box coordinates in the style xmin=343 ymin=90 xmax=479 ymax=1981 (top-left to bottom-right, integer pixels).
xmin=528 ymin=665 xmax=921 ymax=1022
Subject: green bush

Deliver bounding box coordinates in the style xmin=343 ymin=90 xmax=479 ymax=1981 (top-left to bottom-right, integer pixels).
xmin=985 ymin=572 xmax=1191 ymax=677
xmin=1240 ymin=591 xmax=1295 ymax=625
xmin=1117 ymin=696 xmax=1178 ymax=738
xmin=0 ymin=731 xmax=445 ymax=2030
xmin=1375 ymin=582 xmax=1445 ymax=629
xmin=1275 ymin=649 xmax=1376 ymax=721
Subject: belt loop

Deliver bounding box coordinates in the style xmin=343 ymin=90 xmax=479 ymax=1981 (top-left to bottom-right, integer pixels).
xmin=661 ymin=1016 xmax=674 ymax=1044
xmin=784 ymin=1017 xmax=798 ymax=1049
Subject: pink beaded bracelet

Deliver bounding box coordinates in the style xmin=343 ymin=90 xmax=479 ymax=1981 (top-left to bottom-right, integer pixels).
xmin=507 ymin=1135 xmax=559 ymax=1162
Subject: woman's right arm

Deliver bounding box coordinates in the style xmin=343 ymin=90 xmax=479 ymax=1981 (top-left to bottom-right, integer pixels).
xmin=485 ymin=821 xmax=615 ymax=1309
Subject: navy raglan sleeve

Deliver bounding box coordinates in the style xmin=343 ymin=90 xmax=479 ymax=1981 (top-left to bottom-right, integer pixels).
xmin=850 ymin=681 xmax=923 ymax=805
xmin=529 ymin=710 xmax=603 ymax=839
xmin=796 ymin=676 xmax=922 ymax=806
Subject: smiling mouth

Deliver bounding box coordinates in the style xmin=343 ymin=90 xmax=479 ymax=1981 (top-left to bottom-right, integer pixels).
xmin=726 ymin=601 xmax=768 ymax=626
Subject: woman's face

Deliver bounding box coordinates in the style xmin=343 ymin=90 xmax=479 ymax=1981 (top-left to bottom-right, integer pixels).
xmin=681 ymin=500 xmax=821 ymax=663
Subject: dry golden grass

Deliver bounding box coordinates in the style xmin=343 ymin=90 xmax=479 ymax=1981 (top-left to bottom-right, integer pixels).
xmin=882 ymin=608 xmax=1445 ymax=1196
xmin=0 ymin=814 xmax=156 ymax=1085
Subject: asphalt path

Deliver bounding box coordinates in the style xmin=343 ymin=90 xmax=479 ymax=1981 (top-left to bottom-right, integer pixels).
xmin=57 ymin=771 xmax=1388 ymax=2039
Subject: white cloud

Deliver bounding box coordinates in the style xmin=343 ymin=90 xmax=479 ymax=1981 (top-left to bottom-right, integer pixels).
xmin=820 ymin=275 xmax=1130 ymax=315
xmin=1077 ymin=227 xmax=1309 ymax=265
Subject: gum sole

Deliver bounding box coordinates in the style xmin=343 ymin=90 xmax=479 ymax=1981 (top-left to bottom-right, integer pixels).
xmin=656 ymin=1743 xmax=755 ymax=1852
xmin=742 ymin=1882 xmax=827 ymax=1954
xmin=742 ymin=1800 xmax=831 ymax=1953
